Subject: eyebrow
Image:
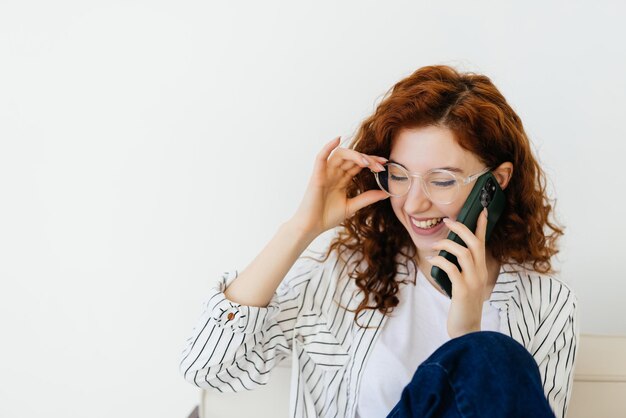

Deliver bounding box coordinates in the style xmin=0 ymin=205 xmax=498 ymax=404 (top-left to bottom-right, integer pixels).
xmin=388 ymin=159 xmax=464 ymax=173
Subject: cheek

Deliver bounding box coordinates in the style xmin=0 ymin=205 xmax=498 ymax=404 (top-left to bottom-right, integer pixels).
xmin=447 ymin=189 xmax=473 ymax=218
xmin=424 ymin=200 xmax=461 ymax=219
xmin=444 ymin=201 xmax=465 ymax=219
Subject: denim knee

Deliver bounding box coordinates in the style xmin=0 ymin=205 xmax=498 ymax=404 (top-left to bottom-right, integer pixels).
xmin=420 ymin=331 xmax=538 ymax=375
xmin=402 ymin=331 xmax=554 ymax=418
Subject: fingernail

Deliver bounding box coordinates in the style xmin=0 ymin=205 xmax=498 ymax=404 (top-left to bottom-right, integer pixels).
xmin=376 ymin=163 xmax=385 ymax=170
xmin=362 ymin=157 xmax=370 ymax=165
xmin=442 ymin=218 xmax=451 ymax=223
xmin=425 ymin=255 xmax=433 ymax=260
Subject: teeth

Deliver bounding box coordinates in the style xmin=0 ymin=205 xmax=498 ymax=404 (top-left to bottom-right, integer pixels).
xmin=411 ymin=217 xmax=443 ymax=229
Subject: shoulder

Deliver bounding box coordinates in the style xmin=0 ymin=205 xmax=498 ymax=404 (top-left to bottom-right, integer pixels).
xmin=498 ymin=264 xmax=579 ymax=362
xmin=505 ymin=263 xmax=578 ymax=321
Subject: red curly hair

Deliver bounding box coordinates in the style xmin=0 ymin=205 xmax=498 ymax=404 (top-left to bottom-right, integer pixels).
xmin=312 ymin=65 xmax=564 ymax=326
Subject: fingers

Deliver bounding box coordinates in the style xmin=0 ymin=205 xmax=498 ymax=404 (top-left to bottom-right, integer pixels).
xmin=338 ymin=151 xmax=383 ymax=173
xmin=358 ymin=156 xmax=388 ymax=170
xmin=442 ymin=218 xmax=482 ymax=253
xmin=315 ymin=136 xmax=341 ymax=170
xmin=345 ymin=189 xmax=389 ymax=218
xmin=336 ymin=163 xmax=364 ymax=188
xmin=429 ymin=214 xmax=490 ymax=297
xmin=338 ymin=159 xmax=361 ymax=174
xmin=476 ymin=208 xmax=488 ymax=242
xmin=427 ymin=255 xmax=461 ymax=287
xmin=431 ymin=239 xmax=474 ymax=274
xmin=337 ymin=161 xmax=384 ymax=189
xmin=319 ymin=136 xmax=386 ymax=187
xmin=332 ymin=154 xmax=386 ymax=177
xmin=326 ymin=140 xmax=387 ymax=172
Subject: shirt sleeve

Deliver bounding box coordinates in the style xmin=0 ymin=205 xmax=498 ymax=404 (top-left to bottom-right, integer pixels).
xmin=179 ymin=252 xmax=323 ymax=392
xmin=531 ymin=284 xmax=579 ymax=418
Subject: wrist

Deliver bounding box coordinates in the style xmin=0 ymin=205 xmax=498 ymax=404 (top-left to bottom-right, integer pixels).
xmin=448 ymin=319 xmax=482 ymax=339
xmin=282 ymin=219 xmax=318 ymax=245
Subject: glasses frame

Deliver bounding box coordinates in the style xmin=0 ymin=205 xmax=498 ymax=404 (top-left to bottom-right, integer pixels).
xmin=372 ymin=163 xmax=491 ymax=204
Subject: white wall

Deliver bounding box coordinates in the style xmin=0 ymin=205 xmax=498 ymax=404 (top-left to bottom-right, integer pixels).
xmin=1 ymin=1 xmax=624 ymax=417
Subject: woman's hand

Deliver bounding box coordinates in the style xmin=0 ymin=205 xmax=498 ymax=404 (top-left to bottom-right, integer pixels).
xmin=428 ymin=208 xmax=490 ymax=339
xmin=289 ymin=136 xmax=389 ymax=240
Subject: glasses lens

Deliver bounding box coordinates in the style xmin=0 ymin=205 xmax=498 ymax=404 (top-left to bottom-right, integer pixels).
xmin=377 ymin=164 xmax=410 ymax=196
xmin=376 ymin=165 xmax=460 ymax=203
xmin=424 ymin=170 xmax=459 ymax=204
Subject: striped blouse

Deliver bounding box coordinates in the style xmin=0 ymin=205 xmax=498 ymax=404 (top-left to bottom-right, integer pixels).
xmin=180 ymin=242 xmax=579 ymax=418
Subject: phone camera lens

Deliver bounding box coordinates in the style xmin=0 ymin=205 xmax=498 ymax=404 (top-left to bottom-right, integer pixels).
xmin=480 ymin=188 xmax=491 ymax=207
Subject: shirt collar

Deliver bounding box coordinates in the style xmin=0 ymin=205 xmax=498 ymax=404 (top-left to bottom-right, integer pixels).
xmin=487 ymin=262 xmax=521 ymax=309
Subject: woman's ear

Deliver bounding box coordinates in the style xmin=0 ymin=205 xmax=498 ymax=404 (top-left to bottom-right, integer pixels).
xmin=492 ymin=162 xmax=514 ymax=190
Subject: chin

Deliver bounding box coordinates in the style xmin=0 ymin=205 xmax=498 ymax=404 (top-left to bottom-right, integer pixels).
xmin=406 ymin=223 xmax=450 ymax=252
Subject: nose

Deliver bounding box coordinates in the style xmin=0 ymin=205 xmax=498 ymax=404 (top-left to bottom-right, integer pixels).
xmin=402 ymin=178 xmax=432 ymax=213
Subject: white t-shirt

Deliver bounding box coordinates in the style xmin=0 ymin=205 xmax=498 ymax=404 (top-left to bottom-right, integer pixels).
xmin=355 ymin=267 xmax=501 ymax=418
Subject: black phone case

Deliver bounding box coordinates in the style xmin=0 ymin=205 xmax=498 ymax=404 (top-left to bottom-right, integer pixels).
xmin=430 ymin=172 xmax=506 ymax=298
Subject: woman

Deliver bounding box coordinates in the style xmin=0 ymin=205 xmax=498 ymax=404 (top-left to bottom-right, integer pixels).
xmin=180 ymin=65 xmax=578 ymax=418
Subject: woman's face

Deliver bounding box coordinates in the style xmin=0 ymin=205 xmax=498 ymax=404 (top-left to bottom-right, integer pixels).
xmin=389 ymin=125 xmax=488 ymax=258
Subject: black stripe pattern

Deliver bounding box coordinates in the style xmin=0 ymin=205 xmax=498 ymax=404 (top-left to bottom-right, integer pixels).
xmin=180 ymin=248 xmax=578 ymax=418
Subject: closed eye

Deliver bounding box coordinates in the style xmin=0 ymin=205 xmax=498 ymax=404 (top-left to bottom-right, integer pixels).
xmin=431 ymin=180 xmax=456 ymax=187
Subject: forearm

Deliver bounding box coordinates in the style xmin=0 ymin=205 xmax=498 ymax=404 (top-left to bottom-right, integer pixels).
xmin=223 ymin=220 xmax=317 ymax=307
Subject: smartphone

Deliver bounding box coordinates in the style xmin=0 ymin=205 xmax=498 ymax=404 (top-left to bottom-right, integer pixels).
xmin=430 ymin=171 xmax=506 ymax=298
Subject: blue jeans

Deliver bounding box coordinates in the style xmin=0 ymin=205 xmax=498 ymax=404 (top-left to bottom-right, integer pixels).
xmin=386 ymin=331 xmax=556 ymax=418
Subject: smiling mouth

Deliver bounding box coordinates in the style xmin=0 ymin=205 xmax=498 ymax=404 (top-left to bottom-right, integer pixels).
xmin=410 ymin=217 xmax=445 ymax=229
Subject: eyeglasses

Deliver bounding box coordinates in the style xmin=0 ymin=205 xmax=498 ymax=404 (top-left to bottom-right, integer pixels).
xmin=373 ymin=163 xmax=490 ymax=204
